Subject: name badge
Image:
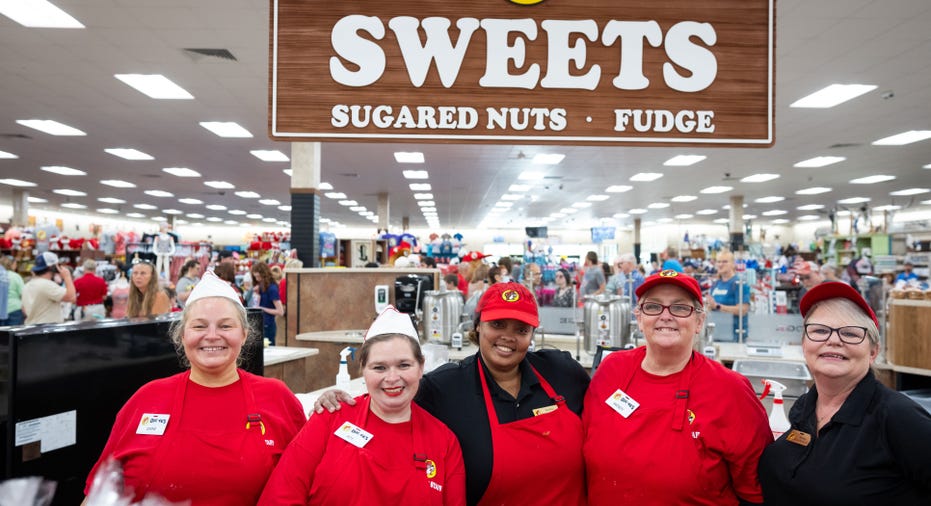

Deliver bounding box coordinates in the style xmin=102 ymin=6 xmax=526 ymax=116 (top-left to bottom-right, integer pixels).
xmin=605 ymin=389 xmax=639 ymax=418
xmin=136 ymin=414 xmax=170 ymax=436
xmin=785 ymin=429 xmax=811 ymax=446
xmin=532 ymin=404 xmax=558 ymax=416
xmin=334 ymin=421 xmax=374 ymax=448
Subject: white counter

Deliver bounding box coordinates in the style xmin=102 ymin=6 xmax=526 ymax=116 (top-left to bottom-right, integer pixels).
xmin=296 ymin=377 xmax=367 ymax=418
xmin=295 ymin=330 xmax=365 ymax=343
xmin=263 ymin=345 xmax=319 ymax=366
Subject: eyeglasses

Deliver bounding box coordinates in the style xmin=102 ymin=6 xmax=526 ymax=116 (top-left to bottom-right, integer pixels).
xmin=639 ymin=302 xmax=701 ymax=318
xmin=799 ymin=275 xmax=811 ymax=281
xmin=804 ymin=324 xmax=868 ymax=344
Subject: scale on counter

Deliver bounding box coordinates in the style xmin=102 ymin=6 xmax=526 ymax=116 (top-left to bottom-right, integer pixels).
xmin=744 ymin=341 xmax=784 ymax=358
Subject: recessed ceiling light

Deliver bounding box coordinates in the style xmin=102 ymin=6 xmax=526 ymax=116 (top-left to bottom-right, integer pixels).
xmin=126 ymin=212 xmax=146 ymax=218
xmin=838 ymin=197 xmax=870 ymax=204
xmin=281 ymin=169 xmax=292 ymax=177
xmin=558 ymin=207 xmax=576 ymax=213
xmin=134 ymin=204 xmax=157 ymax=210
xmin=409 ymin=183 xmax=432 ymax=191
xmin=1 ymin=179 xmax=37 ymax=187
xmin=250 ymin=150 xmax=289 ymax=162
xmin=394 ymin=152 xmax=425 ymax=163
xmin=629 ymin=208 xmax=648 ymax=214
xmin=873 ymin=205 xmax=902 ymax=212
xmin=890 ymin=188 xmax=929 ymax=196
xmin=771 ymin=219 xmax=790 ymax=224
xmin=872 ymin=130 xmax=931 ymax=146
xmin=657 ymin=218 xmax=673 ymax=223
xmin=53 ymin=189 xmax=86 ymax=197
xmin=164 ymin=167 xmax=202 ymax=178
xmin=743 ymin=214 xmax=758 ymax=219
xmin=178 ymin=198 xmax=203 ymax=205
xmin=0 ymin=150 xmax=19 ymax=159
xmin=27 ymin=196 xmax=47 ymax=203
xmin=550 ymin=212 xmax=567 ymax=218
xmin=606 ymin=185 xmax=633 ymax=193
xmin=339 ymin=200 xmax=358 ymax=206
xmin=175 ymin=219 xmax=189 ymax=225
xmin=755 ymin=196 xmax=785 ymax=203
xmin=105 ymin=148 xmax=153 ymax=160
xmin=518 ymin=171 xmax=545 ymax=180
xmin=647 ymin=202 xmax=670 ymax=209
xmin=17 ymin=119 xmax=85 ymax=136
xmin=796 ymin=187 xmax=832 ymax=195
xmin=797 ymin=204 xmax=825 ymax=211
xmin=849 ymin=175 xmax=895 ymax=184
xmin=532 ymin=153 xmax=565 ymax=165
xmin=790 ymin=84 xmax=876 ymax=108
xmin=99 ymin=179 xmax=137 ymax=189
xmin=714 ymin=218 xmax=730 ymax=224
xmin=924 ymin=164 xmax=931 ymax=169
xmin=613 ymin=213 xmax=629 ymax=218
xmin=360 ymin=211 xmax=373 ymax=216
xmin=349 ymin=206 xmax=366 ymax=212
xmin=836 ymin=210 xmax=852 ymax=216
xmin=207 ymin=217 xmax=224 ymax=222
xmin=663 ymin=155 xmax=706 ymax=166
xmin=403 ymin=170 xmax=429 ymax=179
xmin=224 ymin=220 xmax=239 ymax=225
xmin=115 ymin=74 xmax=193 ymax=99
xmin=700 ymin=186 xmax=733 ymax=194
xmin=741 ymin=174 xmax=780 ymax=183
xmin=414 ymin=193 xmax=435 ymax=200
xmin=228 ymin=210 xmax=247 ymax=215
xmin=325 ymin=192 xmax=347 ymax=199
xmin=97 ymin=197 xmax=126 ymax=204
xmin=675 ymin=214 xmax=694 ymax=219
xmin=187 ymin=213 xmax=205 ymax=219
xmin=762 ymin=210 xmax=788 ymax=216
xmin=509 ymin=184 xmax=530 ymax=192
xmin=61 ymin=202 xmax=87 ymax=209
xmin=246 ymin=214 xmax=263 ymax=219
xmin=696 ymin=209 xmax=718 ymax=215
xmin=259 ymin=199 xmax=281 ymax=206
xmin=587 ymin=195 xmax=610 ymax=201
xmin=204 ymin=180 xmax=234 ymax=189
xmin=0 ymin=0 xmax=84 ymax=28
xmin=199 ymin=122 xmax=252 ymax=138
xmin=234 ymin=191 xmax=260 ymax=199
xmin=206 ymin=204 xmax=227 ymax=211
xmin=420 ymin=207 xmax=437 ymax=212
xmin=671 ymin=195 xmax=697 ymax=202
xmin=630 ymin=173 xmax=663 ymax=182
xmin=572 ymin=202 xmax=592 ymax=208
xmin=144 ymin=190 xmax=173 ymax=198
xmin=500 ymin=194 xmax=522 ymax=201
xmin=798 ymin=215 xmax=821 ymax=221
xmin=794 ymin=156 xmax=845 ymax=168
xmin=163 ymin=209 xmax=183 ymax=215
xmin=417 ymin=201 xmax=436 ymax=207
xmin=261 ymin=217 xmax=277 ymax=223
xmin=41 ymin=165 xmax=86 ymax=176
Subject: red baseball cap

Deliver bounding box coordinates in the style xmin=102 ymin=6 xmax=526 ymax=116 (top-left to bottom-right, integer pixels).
xmin=636 ymin=269 xmax=703 ymax=303
xmin=477 ymin=282 xmax=539 ymax=327
xmin=799 ymin=281 xmax=878 ymax=327
xmin=461 ymin=251 xmax=488 ymax=262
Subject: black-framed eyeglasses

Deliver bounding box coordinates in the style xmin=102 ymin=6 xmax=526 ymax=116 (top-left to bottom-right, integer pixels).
xmin=804 ymin=323 xmax=868 ymax=344
xmin=639 ymin=302 xmax=701 ymax=318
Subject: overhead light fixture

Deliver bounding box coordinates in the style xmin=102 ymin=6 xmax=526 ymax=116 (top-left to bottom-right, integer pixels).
xmin=657 ymin=218 xmax=674 ymax=223
xmin=41 ymin=165 xmax=86 ymax=176
xmin=16 ymin=119 xmax=85 ymax=136
xmin=261 ymin=217 xmax=277 ymax=223
xmin=204 ymin=180 xmax=234 ymax=189
xmin=259 ymin=199 xmax=281 ymax=206
xmin=0 ymin=0 xmax=84 ymax=28
xmin=671 ymin=195 xmax=697 ymax=202
xmin=873 ymin=205 xmax=902 ymax=211
xmin=402 ymin=170 xmax=429 ymax=179
xmin=849 ymin=175 xmax=895 ymax=184
xmin=837 ymin=197 xmax=870 ymax=204
xmin=246 ymin=214 xmax=263 ymax=219
xmin=144 ymin=190 xmax=173 ymax=198
xmin=235 ymin=191 xmax=261 ymax=199
xmin=414 ymin=193 xmax=435 ymax=200
xmin=98 ymin=197 xmax=126 ymax=204
xmin=325 ymin=192 xmax=347 ymax=199
xmin=573 ymin=202 xmax=593 ymax=208
xmin=350 ymin=206 xmax=366 ymax=212
xmin=663 ymin=155 xmax=706 ymax=166
xmin=105 ymin=148 xmax=153 ymax=160
xmin=532 ymin=153 xmax=565 ymax=165
xmin=872 ymin=130 xmax=931 ymax=146
xmin=206 ymin=204 xmax=227 ymax=211
xmin=134 ymin=204 xmax=157 ymax=210
xmin=420 ymin=207 xmax=437 ymax=212
xmin=743 ymin=214 xmax=758 ymax=219
xmin=675 ymin=214 xmax=694 ymax=219
xmin=178 ymin=198 xmax=203 ymax=205
xmin=163 ymin=209 xmax=183 ymax=215
xmin=27 ymin=196 xmax=47 ymax=202
xmin=587 ymin=195 xmax=610 ymax=201
xmin=208 ymin=217 xmax=224 ymax=222
xmin=713 ymin=218 xmax=730 ymax=224
xmin=755 ymin=196 xmax=785 ymax=203
xmin=700 ymin=186 xmax=733 ymax=194
xmin=771 ymin=219 xmax=790 ymax=224
xmin=115 ymin=74 xmax=193 ymax=99
xmin=495 ymin=202 xmax=515 ymax=208
xmin=795 ymin=187 xmax=832 ymax=195
xmin=53 ymin=189 xmax=86 ymax=197
xmin=61 ymin=203 xmax=87 ymax=209
xmin=100 ymin=179 xmax=137 ymax=188
xmin=199 ymin=122 xmax=253 ymax=138
xmin=0 ymin=150 xmax=19 ymax=159
xmin=409 ymin=183 xmax=432 ymax=191
xmin=338 ymin=200 xmax=358 ymax=206
xmin=518 ymin=171 xmax=545 ymax=180
xmin=797 ymin=204 xmax=825 ymax=210
xmin=630 ymin=173 xmax=663 ymax=182
xmin=628 ymin=208 xmax=648 ymax=214
xmin=319 ymin=182 xmax=334 ymax=190
xmin=2 ymin=179 xmax=38 ymax=187
xmin=417 ymin=201 xmax=436 ymax=207
xmin=501 ymin=194 xmax=522 ymax=201
xmin=741 ymin=174 xmax=780 ymax=183
xmin=126 ymin=212 xmax=146 ymax=218
xmin=394 ymin=152 xmax=425 ymax=163
xmin=696 ymin=209 xmax=718 ymax=215
xmin=647 ymin=202 xmax=670 ymax=209
xmin=250 ymin=150 xmax=289 ymax=162
xmin=187 ymin=213 xmax=205 ymax=219
xmin=282 ymin=169 xmax=293 ymax=176
xmin=164 ymin=167 xmax=202 ymax=178
xmin=606 ymin=185 xmax=633 ymax=193
xmin=890 ymin=188 xmax=929 ymax=196
xmin=228 ymin=210 xmax=247 ymax=215
xmin=924 ymin=164 xmax=931 ymax=169
xmin=794 ymin=156 xmax=845 ymax=168
xmin=798 ymin=215 xmax=821 ymax=221
xmin=508 ymin=184 xmax=531 ymax=192
xmin=790 ymin=84 xmax=876 ymax=108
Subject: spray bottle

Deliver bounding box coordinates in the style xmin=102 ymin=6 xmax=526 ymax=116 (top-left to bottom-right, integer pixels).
xmin=336 ymin=347 xmax=355 ymax=390
xmin=759 ymin=379 xmax=790 ymax=439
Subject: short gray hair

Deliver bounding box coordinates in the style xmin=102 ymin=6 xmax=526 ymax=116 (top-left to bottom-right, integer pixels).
xmin=618 ymin=253 xmax=636 ymax=264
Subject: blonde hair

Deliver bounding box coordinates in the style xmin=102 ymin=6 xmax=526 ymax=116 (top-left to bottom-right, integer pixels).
xmin=127 ymin=262 xmax=161 ymax=317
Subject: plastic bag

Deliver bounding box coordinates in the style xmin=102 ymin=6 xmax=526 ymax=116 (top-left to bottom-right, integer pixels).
xmin=85 ymin=457 xmax=190 ymax=506
xmin=0 ymin=476 xmax=56 ymax=506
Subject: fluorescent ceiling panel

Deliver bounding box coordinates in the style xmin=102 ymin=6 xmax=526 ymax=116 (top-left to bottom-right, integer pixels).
xmin=790 ymin=84 xmax=876 ymax=108
xmin=796 ymin=187 xmax=832 ymax=195
xmin=532 ymin=153 xmax=565 ymax=165
xmin=741 ymin=174 xmax=780 ymax=183
xmin=794 ymin=156 xmax=845 ymax=168
xmin=115 ymin=74 xmax=193 ymax=99
xmin=236 ymin=191 xmax=261 ymax=198
xmin=0 ymin=0 xmax=84 ymax=28
xmin=402 ymin=170 xmax=429 ymax=179
xmin=144 ymin=190 xmax=173 ymax=198
xmin=53 ymin=188 xmax=86 ymax=196
xmin=872 ymin=130 xmax=931 ymax=146
xmin=394 ymin=152 xmax=425 ymax=163
xmin=0 ymin=150 xmax=18 ymax=159
xmin=849 ymin=175 xmax=895 ymax=184
xmin=199 ymin=122 xmax=253 ymax=138
xmin=250 ymin=150 xmax=289 ymax=162
xmin=164 ymin=167 xmax=201 ymax=178
xmin=630 ymin=173 xmax=663 ymax=182
xmin=105 ymin=148 xmax=153 ymax=160
xmin=663 ymin=155 xmax=706 ymax=166
xmin=889 ymin=188 xmax=929 ymax=196
xmin=204 ymin=181 xmax=235 ymax=189
xmin=16 ymin=119 xmax=85 ymax=136
xmin=1 ymin=179 xmax=37 ymax=187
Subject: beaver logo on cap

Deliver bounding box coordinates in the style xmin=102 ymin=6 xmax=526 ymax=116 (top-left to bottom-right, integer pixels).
xmin=659 ymin=269 xmax=679 ymax=277
xmin=501 ymin=289 xmax=521 ymax=302
xmin=509 ymin=0 xmax=546 ymax=5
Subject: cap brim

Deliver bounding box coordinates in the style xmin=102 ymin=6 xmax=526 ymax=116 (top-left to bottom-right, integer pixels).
xmin=480 ymin=308 xmax=539 ymax=328
xmin=800 ymin=282 xmax=878 ymax=327
xmin=636 ymin=274 xmax=703 ymax=302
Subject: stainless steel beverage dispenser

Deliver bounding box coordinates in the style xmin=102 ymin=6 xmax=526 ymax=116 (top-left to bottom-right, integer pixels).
xmin=422 ymin=288 xmax=464 ymax=344
xmin=582 ymin=294 xmax=631 ymax=354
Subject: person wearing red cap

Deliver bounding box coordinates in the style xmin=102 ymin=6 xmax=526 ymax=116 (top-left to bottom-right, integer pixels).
xmin=315 ymin=282 xmax=589 ymax=505
xmin=758 ymin=282 xmax=931 ymax=504
xmin=584 ymin=269 xmax=772 ymax=505
xmin=260 ymin=306 xmax=465 ymax=505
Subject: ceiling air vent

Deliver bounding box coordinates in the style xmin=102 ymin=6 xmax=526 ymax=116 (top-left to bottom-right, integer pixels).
xmin=183 ymin=48 xmax=238 ymax=62
xmin=0 ymin=133 xmax=32 ymax=139
xmin=828 ymin=142 xmax=862 ymax=149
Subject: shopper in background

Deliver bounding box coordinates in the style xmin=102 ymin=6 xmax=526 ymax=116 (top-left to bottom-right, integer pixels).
xmin=497 ymin=256 xmax=513 ymax=282
xmin=0 ymin=260 xmax=8 ymax=324
xmin=605 ymin=255 xmax=628 ymax=296
xmin=468 ymin=263 xmax=489 ymax=300
xmin=22 ymin=252 xmax=76 ymax=325
xmin=896 ymin=260 xmax=919 ymax=283
xmin=705 ymin=250 xmax=751 ymax=342
xmin=660 ymin=247 xmax=684 ymax=272
xmin=443 ymin=273 xmax=459 ymax=292
xmin=74 ymin=258 xmax=108 ymax=320
xmin=552 ymin=268 xmax=575 ymax=307
xmin=216 ymin=249 xmax=235 ymax=267
xmin=584 ymin=270 xmax=772 ymax=505
xmin=85 ymin=271 xmax=306 ymax=505
xmin=251 ymin=261 xmax=283 ymax=345
xmin=213 ymin=262 xmax=243 ymax=304
xmin=487 ymin=264 xmax=502 ymax=285
xmin=820 ymin=263 xmax=848 ymax=285
xmin=259 ymin=306 xmax=466 ymax=505
xmin=278 ymin=257 xmax=304 ymax=309
xmin=175 ymin=259 xmax=202 ymax=308
xmin=316 ymin=282 xmax=590 ymax=505
xmin=578 ymin=251 xmax=606 ymax=300
xmin=0 ymin=256 xmax=25 ymax=325
xmin=758 ymin=282 xmax=931 ymax=505
xmin=126 ymin=259 xmax=172 ymax=318
xmin=617 ymin=253 xmax=646 ymax=305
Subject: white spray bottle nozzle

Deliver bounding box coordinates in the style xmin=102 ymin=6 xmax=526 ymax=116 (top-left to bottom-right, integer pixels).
xmin=760 ymin=379 xmax=788 ymax=402
xmin=336 ymin=347 xmax=355 ymax=390
xmin=339 ymin=346 xmax=355 ymax=362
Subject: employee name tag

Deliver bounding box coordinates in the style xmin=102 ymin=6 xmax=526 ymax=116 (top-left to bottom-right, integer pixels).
xmin=136 ymin=414 xmax=170 ymax=436
xmin=335 ymin=421 xmax=374 ymax=448
xmin=785 ymin=429 xmax=811 ymax=446
xmin=605 ymin=389 xmax=640 ymax=418
xmin=532 ymin=404 xmax=558 ymax=416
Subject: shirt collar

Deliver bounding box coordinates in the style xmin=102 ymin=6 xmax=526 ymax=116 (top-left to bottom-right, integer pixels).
xmin=830 ymin=370 xmax=878 ymax=426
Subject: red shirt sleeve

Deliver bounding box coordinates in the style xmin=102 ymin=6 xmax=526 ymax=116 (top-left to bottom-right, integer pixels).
xmin=258 ymin=410 xmax=331 ymax=505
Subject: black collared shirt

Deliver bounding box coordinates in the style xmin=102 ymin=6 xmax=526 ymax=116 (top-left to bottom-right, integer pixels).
xmin=416 ymin=349 xmax=590 ymax=506
xmin=758 ymin=370 xmax=931 ymax=505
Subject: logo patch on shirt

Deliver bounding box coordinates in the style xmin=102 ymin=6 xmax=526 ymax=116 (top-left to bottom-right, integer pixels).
xmin=136 ymin=413 xmax=169 ymax=435
xmin=425 ymin=459 xmax=437 ymax=478
xmin=687 ymin=409 xmax=696 ymax=425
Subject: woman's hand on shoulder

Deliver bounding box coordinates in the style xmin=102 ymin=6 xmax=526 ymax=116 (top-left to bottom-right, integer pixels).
xmin=313 ymin=389 xmax=356 ymax=414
